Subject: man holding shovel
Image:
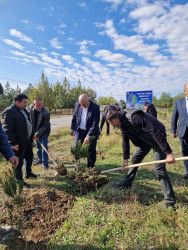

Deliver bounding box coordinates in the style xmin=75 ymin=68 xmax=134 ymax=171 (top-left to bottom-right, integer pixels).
xmin=27 ymin=98 xmax=51 ymax=170
xmin=106 ymin=110 xmax=176 ymax=209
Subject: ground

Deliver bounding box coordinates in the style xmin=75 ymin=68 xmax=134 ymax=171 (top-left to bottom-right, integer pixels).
xmin=0 ymin=109 xmax=188 ymax=249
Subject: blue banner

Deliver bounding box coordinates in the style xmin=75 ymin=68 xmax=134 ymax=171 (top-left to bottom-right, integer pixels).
xmin=126 ymin=91 xmax=152 ymax=110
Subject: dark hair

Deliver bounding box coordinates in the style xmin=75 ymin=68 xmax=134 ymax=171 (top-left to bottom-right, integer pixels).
xmin=0 ymin=83 xmax=3 ymax=94
xmin=144 ymin=101 xmax=148 ymax=106
xmin=106 ymin=110 xmax=119 ymax=121
xmin=114 ymin=103 xmax=119 ymax=106
xmin=14 ymin=93 xmax=28 ymax=102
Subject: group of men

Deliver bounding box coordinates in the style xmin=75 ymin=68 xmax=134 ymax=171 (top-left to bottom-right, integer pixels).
xmin=70 ymin=86 xmax=188 ymax=210
xmin=1 ymin=83 xmax=188 ymax=209
xmin=0 ymin=86 xmax=51 ymax=188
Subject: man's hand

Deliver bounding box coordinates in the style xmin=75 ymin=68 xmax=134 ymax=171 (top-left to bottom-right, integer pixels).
xmin=33 ymin=135 xmax=37 ymax=141
xmin=171 ymin=133 xmax=177 ymax=138
xmin=166 ymin=153 xmax=176 ymax=164
xmin=84 ymin=136 xmax=90 ymax=144
xmin=9 ymin=156 xmax=19 ymax=168
xmin=121 ymin=159 xmax=128 ymax=170
xmin=12 ymin=145 xmax=19 ymax=151
xmin=70 ymin=130 xmax=74 ymax=136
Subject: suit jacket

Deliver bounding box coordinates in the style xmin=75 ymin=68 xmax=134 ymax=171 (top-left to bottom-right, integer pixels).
xmin=171 ymin=97 xmax=187 ymax=138
xmin=27 ymin=104 xmax=51 ymax=140
xmin=71 ymin=101 xmax=100 ymax=137
xmin=2 ymin=104 xmax=33 ymax=148
xmin=0 ymin=122 xmax=15 ymax=160
xmin=146 ymin=103 xmax=157 ymax=118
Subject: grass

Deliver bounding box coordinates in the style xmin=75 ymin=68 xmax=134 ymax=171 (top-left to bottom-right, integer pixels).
xmin=1 ymin=109 xmax=188 ymax=249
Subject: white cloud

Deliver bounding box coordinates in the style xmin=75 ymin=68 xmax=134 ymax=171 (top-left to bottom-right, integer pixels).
xmin=78 ymin=2 xmax=87 ymax=9
xmin=95 ymin=49 xmax=134 ymax=63
xmin=39 ymin=53 xmax=62 ymax=66
xmin=21 ymin=19 xmax=29 ymax=24
xmin=130 ymin=4 xmax=166 ymax=18
xmin=2 ymin=39 xmax=24 ymax=50
xmin=77 ymin=40 xmax=96 ymax=55
xmin=50 ymin=38 xmax=63 ymax=50
xmin=36 ymin=25 xmax=45 ymax=31
xmin=102 ymin=0 xmax=122 ymax=9
xmin=10 ymin=29 xmax=33 ymax=43
xmin=119 ymin=18 xmax=126 ymax=24
xmin=51 ymin=52 xmax=59 ymax=56
xmin=62 ymin=55 xmax=74 ymax=64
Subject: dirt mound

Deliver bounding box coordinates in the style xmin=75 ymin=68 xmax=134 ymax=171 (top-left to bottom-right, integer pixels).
xmin=0 ymin=187 xmax=75 ymax=247
xmin=67 ymin=167 xmax=109 ymax=194
xmin=55 ymin=163 xmax=67 ymax=176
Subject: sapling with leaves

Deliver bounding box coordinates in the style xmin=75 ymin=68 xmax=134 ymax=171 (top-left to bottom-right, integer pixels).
xmin=0 ymin=168 xmax=27 ymax=249
xmin=71 ymin=140 xmax=90 ymax=176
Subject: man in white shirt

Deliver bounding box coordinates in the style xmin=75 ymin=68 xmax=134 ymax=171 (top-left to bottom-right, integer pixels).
xmin=70 ymin=94 xmax=100 ymax=168
xmin=171 ymin=83 xmax=188 ymax=179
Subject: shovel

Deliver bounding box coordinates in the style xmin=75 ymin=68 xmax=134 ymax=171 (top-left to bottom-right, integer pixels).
xmin=101 ymin=156 xmax=188 ymax=174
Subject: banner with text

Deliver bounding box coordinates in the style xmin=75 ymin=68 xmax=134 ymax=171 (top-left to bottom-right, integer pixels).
xmin=126 ymin=91 xmax=152 ymax=110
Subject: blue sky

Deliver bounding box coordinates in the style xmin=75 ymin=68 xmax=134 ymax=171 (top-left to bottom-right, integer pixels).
xmin=0 ymin=0 xmax=188 ymax=100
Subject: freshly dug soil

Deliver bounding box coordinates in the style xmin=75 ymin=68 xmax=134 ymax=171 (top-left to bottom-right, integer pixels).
xmin=55 ymin=163 xmax=67 ymax=176
xmin=0 ymin=188 xmax=75 ymax=248
xmin=66 ymin=167 xmax=109 ymax=194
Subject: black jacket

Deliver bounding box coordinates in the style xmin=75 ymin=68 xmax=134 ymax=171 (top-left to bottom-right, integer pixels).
xmin=2 ymin=104 xmax=33 ymax=148
xmin=119 ymin=110 xmax=172 ymax=159
xmin=100 ymin=105 xmax=116 ymax=131
xmin=27 ymin=104 xmax=51 ymax=140
xmin=146 ymin=103 xmax=157 ymax=118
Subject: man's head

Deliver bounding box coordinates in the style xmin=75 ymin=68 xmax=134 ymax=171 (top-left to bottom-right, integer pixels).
xmin=0 ymin=83 xmax=3 ymax=95
xmin=144 ymin=101 xmax=148 ymax=106
xmin=14 ymin=93 xmax=28 ymax=109
xmin=34 ymin=98 xmax=43 ymax=111
xmin=114 ymin=103 xmax=119 ymax=111
xmin=106 ymin=110 xmax=122 ymax=127
xmin=79 ymin=94 xmax=90 ymax=109
xmin=184 ymin=83 xmax=188 ymax=97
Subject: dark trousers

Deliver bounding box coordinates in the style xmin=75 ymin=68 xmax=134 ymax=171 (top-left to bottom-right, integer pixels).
xmin=179 ymin=129 xmax=188 ymax=174
xmin=106 ymin=121 xmax=110 ymax=136
xmin=74 ymin=129 xmax=98 ymax=167
xmin=125 ymin=144 xmax=176 ymax=205
xmin=14 ymin=139 xmax=33 ymax=181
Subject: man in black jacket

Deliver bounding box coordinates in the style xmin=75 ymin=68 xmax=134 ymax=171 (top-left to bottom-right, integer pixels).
xmin=27 ymin=98 xmax=51 ymax=170
xmin=2 ymin=93 xmax=37 ymax=187
xmin=100 ymin=105 xmax=116 ymax=135
xmin=144 ymin=101 xmax=157 ymax=118
xmin=106 ymin=110 xmax=176 ymax=208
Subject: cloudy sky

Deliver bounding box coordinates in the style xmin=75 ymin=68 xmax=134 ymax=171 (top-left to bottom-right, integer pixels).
xmin=0 ymin=0 xmax=188 ymax=100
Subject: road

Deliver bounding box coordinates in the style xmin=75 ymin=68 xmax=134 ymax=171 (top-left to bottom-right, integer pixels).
xmin=50 ymin=115 xmax=72 ymax=130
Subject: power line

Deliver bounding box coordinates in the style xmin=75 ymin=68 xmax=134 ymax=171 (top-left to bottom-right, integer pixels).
xmin=0 ymin=76 xmax=31 ymax=85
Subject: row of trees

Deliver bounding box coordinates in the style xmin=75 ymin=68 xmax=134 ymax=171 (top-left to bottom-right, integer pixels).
xmin=0 ymin=72 xmax=185 ymax=110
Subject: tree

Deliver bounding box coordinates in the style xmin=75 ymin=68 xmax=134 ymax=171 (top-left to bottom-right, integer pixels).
xmin=97 ymin=96 xmax=117 ymax=105
xmin=158 ymin=92 xmax=173 ymax=108
xmin=119 ymin=99 xmax=126 ymax=109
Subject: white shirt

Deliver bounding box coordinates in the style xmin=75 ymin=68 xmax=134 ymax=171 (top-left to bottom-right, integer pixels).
xmin=186 ymin=97 xmax=188 ymax=116
xmin=79 ymin=107 xmax=88 ymax=130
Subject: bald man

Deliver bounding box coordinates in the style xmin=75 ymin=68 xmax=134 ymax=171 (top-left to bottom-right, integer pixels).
xmin=171 ymin=83 xmax=188 ymax=179
xmin=70 ymin=94 xmax=100 ymax=168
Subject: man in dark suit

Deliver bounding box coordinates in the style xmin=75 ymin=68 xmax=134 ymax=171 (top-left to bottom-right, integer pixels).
xmin=70 ymin=94 xmax=100 ymax=168
xmin=2 ymin=93 xmax=37 ymax=188
xmin=27 ymin=98 xmax=51 ymax=170
xmin=106 ymin=110 xmax=176 ymax=209
xmin=171 ymin=83 xmax=188 ymax=179
xmin=144 ymin=101 xmax=157 ymax=118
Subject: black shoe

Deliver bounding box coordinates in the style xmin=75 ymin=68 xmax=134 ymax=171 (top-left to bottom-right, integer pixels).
xmin=182 ymin=174 xmax=188 ymax=179
xmin=23 ymin=181 xmax=30 ymax=188
xmin=25 ymin=173 xmax=38 ymax=179
xmin=112 ymin=178 xmax=132 ymax=189
xmin=161 ymin=203 xmax=176 ymax=211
